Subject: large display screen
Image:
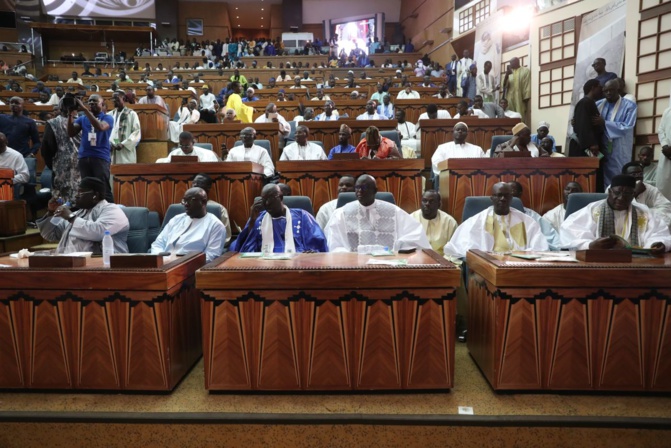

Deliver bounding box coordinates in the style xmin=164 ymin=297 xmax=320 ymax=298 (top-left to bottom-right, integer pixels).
xmin=41 ymin=0 xmax=156 ymax=19
xmin=334 ymin=18 xmax=375 ymax=56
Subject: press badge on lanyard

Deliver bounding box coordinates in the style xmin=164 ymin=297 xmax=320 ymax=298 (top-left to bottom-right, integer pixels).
xmin=88 ymin=131 xmax=97 ymax=146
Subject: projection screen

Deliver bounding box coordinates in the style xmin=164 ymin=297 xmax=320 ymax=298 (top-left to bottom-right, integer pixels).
xmin=41 ymin=0 xmax=156 ymax=20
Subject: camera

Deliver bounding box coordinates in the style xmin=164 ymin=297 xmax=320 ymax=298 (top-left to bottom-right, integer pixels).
xmin=61 ymin=93 xmax=77 ymax=111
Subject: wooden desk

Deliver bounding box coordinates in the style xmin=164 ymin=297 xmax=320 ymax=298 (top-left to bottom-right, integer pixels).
xmin=184 ymin=123 xmax=280 ymax=161
xmin=277 ymin=159 xmax=424 ymax=214
xmin=0 ymin=169 xmax=12 ymax=200
xmin=302 ymin=120 xmax=397 ymax=155
xmin=421 ymin=118 xmax=520 ymax=170
xmin=0 ymin=104 xmax=52 ymax=120
xmin=439 ymin=158 xmax=600 ymax=222
xmin=198 ymin=250 xmax=459 ymax=391
xmin=111 ymin=161 xmax=264 ymax=227
xmin=130 ymin=104 xmax=169 ymax=141
xmin=0 ymin=252 xmax=205 ymax=391
xmin=466 ymin=250 xmax=671 ymax=392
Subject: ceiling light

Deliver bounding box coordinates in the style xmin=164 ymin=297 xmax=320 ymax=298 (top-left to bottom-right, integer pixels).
xmin=235 ymin=7 xmax=238 ymax=9
xmin=238 ymin=24 xmax=240 ymax=27
xmin=261 ymin=17 xmax=263 ymax=19
xmin=236 ymin=16 xmax=239 ymax=18
xmin=261 ymin=8 xmax=264 ymax=10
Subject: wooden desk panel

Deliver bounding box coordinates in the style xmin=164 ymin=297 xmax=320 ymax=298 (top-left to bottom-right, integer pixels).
xmin=466 ymin=250 xmax=671 ymax=392
xmin=0 ymin=253 xmax=205 ymax=391
xmin=184 ymin=123 xmax=280 ymax=161
xmin=0 ymin=169 xmax=12 ymax=200
xmin=277 ymin=159 xmax=424 ymax=214
xmin=112 ymin=162 xmax=263 ymax=227
xmin=439 ymin=158 xmax=600 ymax=222
xmin=198 ymin=250 xmax=459 ymax=391
xmin=421 ymin=118 xmax=519 ymax=170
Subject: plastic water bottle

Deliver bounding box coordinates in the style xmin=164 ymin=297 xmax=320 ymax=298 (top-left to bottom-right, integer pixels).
xmin=102 ymin=230 xmax=114 ymax=267
xmin=50 ymin=200 xmax=72 ymax=225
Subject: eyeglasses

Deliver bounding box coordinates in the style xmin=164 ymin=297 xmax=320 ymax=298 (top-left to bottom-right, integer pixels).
xmin=75 ymin=190 xmax=94 ymax=198
xmin=181 ymin=197 xmax=200 ymax=205
xmin=610 ymin=189 xmax=635 ymax=197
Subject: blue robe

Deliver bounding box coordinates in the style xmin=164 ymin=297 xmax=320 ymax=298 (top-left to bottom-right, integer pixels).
xmin=327 ymin=144 xmax=357 ymax=159
xmin=231 ymin=208 xmax=328 ymax=253
xmin=596 ymin=97 xmax=637 ymax=188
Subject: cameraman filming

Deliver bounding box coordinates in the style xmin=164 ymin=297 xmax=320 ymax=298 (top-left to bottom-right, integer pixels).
xmin=67 ymin=93 xmax=115 ymax=202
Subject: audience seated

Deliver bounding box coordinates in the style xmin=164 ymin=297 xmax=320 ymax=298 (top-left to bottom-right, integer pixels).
xmin=157 ymin=131 xmax=218 ymax=163
xmin=37 ymin=177 xmax=130 ymax=254
xmin=150 ymin=187 xmax=226 ymax=262
xmin=410 ymin=190 xmax=457 ymax=256
xmin=280 ymin=125 xmax=326 ymax=160
xmin=494 ymin=123 xmax=549 ymax=157
xmin=223 ymin=127 xmax=275 ymax=176
xmin=231 ymin=183 xmax=328 ymax=253
xmin=444 ymin=182 xmax=548 ymax=258
xmin=316 ymin=175 xmax=356 ymax=229
xmin=561 ymin=175 xmax=671 ymax=254
xmin=325 ymin=174 xmax=430 ymax=252
xmin=543 ymin=182 xmax=583 ymax=232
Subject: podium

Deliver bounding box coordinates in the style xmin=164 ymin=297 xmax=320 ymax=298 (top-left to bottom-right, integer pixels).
xmin=111 ymin=162 xmax=264 ymax=228
xmin=129 ymin=104 xmax=169 ymax=141
xmin=277 ymin=159 xmax=425 ymax=214
xmin=437 ymin=157 xmax=600 ymax=222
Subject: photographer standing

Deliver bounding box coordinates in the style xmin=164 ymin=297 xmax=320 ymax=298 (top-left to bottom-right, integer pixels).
xmin=67 ymin=94 xmax=115 ymax=202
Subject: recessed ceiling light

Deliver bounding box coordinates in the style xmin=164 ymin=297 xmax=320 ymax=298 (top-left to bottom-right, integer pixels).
xmin=261 ymin=8 xmax=264 ymax=10
xmin=235 ymin=7 xmax=238 ymax=9
xmin=236 ymin=16 xmax=239 ymax=18
xmin=261 ymin=17 xmax=263 ymax=19
xmin=261 ymin=25 xmax=264 ymax=27
xmin=238 ymin=24 xmax=240 ymax=27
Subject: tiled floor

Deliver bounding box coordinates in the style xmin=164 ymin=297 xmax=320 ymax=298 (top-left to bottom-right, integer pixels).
xmin=1 ymin=344 xmax=670 ymax=419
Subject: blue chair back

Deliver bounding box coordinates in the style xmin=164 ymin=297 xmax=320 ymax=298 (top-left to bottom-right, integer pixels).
xmin=39 ymin=167 xmax=53 ymax=189
xmin=490 ymin=135 xmax=513 ymax=157
xmin=336 ymin=192 xmax=395 ymax=209
xmin=121 ymin=206 xmax=149 ymax=253
xmin=565 ymin=193 xmax=607 ymax=219
xmin=283 ymin=196 xmax=315 ymax=216
xmin=285 ymin=120 xmax=298 ymax=143
xmin=161 ymin=203 xmax=223 ymax=230
xmin=380 ymin=130 xmax=402 ymax=151
xmin=461 ymin=196 xmax=525 ymax=223
xmin=360 ymin=131 xmax=402 ymax=152
xmin=194 ymin=142 xmax=213 ymax=151
xmin=233 ymin=139 xmax=272 ymax=159
xmin=147 ymin=211 xmax=161 ymax=246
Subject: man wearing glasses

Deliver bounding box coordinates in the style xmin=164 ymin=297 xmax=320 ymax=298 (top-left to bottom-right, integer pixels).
xmin=561 ymin=174 xmax=670 ymax=254
xmin=67 ymin=94 xmax=115 ymax=202
xmin=150 ymin=187 xmax=226 ymax=262
xmin=37 ymin=177 xmax=129 ymax=254
xmin=221 ymin=127 xmax=275 ymax=176
xmin=157 ymin=131 xmax=219 ymax=163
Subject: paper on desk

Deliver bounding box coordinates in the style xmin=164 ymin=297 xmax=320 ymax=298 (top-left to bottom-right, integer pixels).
xmin=239 ymin=252 xmax=262 ymax=258
xmin=366 ymin=259 xmax=409 ymax=266
xmin=0 ymin=264 xmax=12 ymax=267
xmin=536 ymin=256 xmax=579 ymax=262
